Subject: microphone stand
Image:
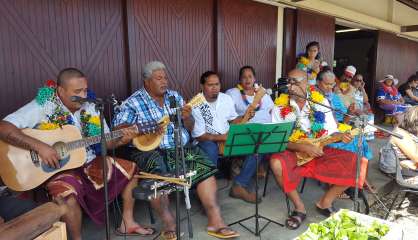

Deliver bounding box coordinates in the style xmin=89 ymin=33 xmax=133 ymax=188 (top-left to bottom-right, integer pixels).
xmin=288 ymin=92 xmax=403 ymax=212
xmin=95 ymin=99 xmax=111 ymax=240
xmin=171 ymin=101 xmax=193 ymax=239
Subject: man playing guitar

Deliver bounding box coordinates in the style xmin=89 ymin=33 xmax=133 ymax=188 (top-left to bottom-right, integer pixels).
xmin=0 ymin=68 xmax=153 ymax=239
xmin=269 ymin=69 xmax=368 ymax=230
xmin=191 ymin=71 xmax=258 ymax=204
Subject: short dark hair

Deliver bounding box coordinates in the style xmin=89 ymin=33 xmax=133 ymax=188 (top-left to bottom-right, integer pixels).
xmin=407 ymin=74 xmax=418 ymax=84
xmin=200 ymin=71 xmax=218 ymax=85
xmin=239 ymin=66 xmax=256 ymax=79
xmin=57 ymin=68 xmax=85 ymax=86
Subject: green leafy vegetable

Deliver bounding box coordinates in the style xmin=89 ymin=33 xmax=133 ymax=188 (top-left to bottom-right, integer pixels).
xmin=297 ymin=210 xmax=390 ymax=240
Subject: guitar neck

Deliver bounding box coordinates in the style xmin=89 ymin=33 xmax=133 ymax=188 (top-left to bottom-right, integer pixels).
xmin=66 ymin=125 xmax=136 ymax=151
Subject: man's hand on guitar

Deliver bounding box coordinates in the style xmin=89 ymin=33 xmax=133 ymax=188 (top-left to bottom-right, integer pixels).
xmin=36 ymin=143 xmax=60 ymax=169
xmin=333 ymin=132 xmax=353 ymax=143
xmin=300 ymin=144 xmax=323 ymax=158
xmin=181 ymin=105 xmax=192 ymax=120
xmin=118 ymin=127 xmax=138 ymax=145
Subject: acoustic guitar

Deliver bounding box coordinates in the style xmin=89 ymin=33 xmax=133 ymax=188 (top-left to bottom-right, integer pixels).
xmin=295 ymin=128 xmax=360 ymax=166
xmin=132 ymin=93 xmax=207 ymax=151
xmin=218 ymin=85 xmax=267 ymax=155
xmin=0 ymin=122 xmax=159 ymax=192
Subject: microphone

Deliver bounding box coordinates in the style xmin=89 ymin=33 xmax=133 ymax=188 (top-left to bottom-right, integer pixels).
xmin=70 ymin=96 xmax=100 ymax=104
xmin=108 ymin=94 xmax=122 ymax=111
xmin=169 ymin=95 xmax=177 ymax=109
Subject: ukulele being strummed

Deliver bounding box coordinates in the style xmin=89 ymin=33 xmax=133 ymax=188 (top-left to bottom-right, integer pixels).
xmin=295 ymin=128 xmax=360 ymax=166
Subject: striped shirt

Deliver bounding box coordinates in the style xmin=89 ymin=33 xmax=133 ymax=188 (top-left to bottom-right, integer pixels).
xmin=113 ymin=88 xmax=189 ymax=149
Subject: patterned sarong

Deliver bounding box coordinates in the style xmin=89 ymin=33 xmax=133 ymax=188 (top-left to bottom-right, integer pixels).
xmin=46 ymin=157 xmax=136 ymax=225
xmin=271 ymin=147 xmax=367 ymax=193
xmin=117 ymin=145 xmax=217 ymax=185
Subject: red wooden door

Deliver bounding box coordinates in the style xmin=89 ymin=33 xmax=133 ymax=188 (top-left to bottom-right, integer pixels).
xmin=0 ymin=0 xmax=128 ymax=118
xmin=216 ymin=0 xmax=277 ymax=90
xmin=126 ymin=0 xmax=215 ymax=100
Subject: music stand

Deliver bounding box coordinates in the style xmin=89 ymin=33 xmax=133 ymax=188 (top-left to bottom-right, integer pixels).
xmin=226 ymin=122 xmax=294 ymax=236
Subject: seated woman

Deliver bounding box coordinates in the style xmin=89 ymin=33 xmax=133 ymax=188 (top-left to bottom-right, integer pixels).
xmin=390 ymin=106 xmax=418 ymax=172
xmin=226 ymin=66 xmax=275 ymax=178
xmin=295 ymin=41 xmax=327 ymax=85
xmin=351 ymin=74 xmax=375 ymax=140
xmin=376 ymin=75 xmax=408 ymax=125
xmin=398 ymin=74 xmax=418 ymax=106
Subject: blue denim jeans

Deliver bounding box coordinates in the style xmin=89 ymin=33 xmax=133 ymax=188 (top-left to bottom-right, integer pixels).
xmin=198 ymin=141 xmax=257 ymax=188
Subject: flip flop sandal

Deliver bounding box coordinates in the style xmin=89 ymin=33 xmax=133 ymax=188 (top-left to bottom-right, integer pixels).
xmin=115 ymin=226 xmax=157 ymax=236
xmin=207 ymin=227 xmax=240 ymax=239
xmin=316 ymin=205 xmax=337 ymax=217
xmin=159 ymin=230 xmax=184 ymax=240
xmin=285 ymin=211 xmax=306 ymax=230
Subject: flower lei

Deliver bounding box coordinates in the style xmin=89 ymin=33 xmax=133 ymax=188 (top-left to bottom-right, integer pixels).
xmin=236 ymin=84 xmax=261 ymax=111
xmin=35 ymin=80 xmax=101 ymax=137
xmin=296 ymin=56 xmax=318 ymax=80
xmin=274 ymin=86 xmax=351 ymax=142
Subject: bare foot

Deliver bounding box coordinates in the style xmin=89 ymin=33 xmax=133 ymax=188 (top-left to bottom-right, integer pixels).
xmin=118 ymin=222 xmax=154 ymax=235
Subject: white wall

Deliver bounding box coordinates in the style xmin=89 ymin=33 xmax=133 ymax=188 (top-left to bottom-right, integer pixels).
xmin=322 ymin=0 xmax=390 ymax=21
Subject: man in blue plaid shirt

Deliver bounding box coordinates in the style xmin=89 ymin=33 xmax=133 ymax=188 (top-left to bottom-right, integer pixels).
xmin=113 ymin=61 xmax=239 ymax=239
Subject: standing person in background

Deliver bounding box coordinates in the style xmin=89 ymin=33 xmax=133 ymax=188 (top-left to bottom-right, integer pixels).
xmin=398 ymin=74 xmax=418 ymax=106
xmin=296 ymin=41 xmax=328 ymax=85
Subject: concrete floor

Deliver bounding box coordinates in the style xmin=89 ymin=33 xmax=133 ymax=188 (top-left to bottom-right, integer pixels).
xmin=81 ymin=134 xmax=409 ymax=240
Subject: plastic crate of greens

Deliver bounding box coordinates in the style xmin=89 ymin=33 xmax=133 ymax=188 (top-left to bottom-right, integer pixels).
xmin=296 ymin=209 xmax=404 ymax=240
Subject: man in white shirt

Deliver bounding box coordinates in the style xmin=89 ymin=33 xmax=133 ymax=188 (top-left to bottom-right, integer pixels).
xmin=0 ymin=68 xmax=151 ymax=239
xmin=269 ymin=69 xmax=368 ymax=230
xmin=192 ymin=71 xmax=259 ymax=203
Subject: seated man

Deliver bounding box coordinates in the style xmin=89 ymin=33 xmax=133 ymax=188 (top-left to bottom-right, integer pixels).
xmin=0 ymin=68 xmax=150 ymax=240
xmin=113 ymin=61 xmax=239 ymax=239
xmin=270 ymin=69 xmax=368 ymax=230
xmin=316 ymin=68 xmax=347 ymax=123
xmin=192 ymin=71 xmax=257 ymax=203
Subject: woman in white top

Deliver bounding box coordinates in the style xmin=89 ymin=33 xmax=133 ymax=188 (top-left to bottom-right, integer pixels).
xmin=225 ymin=66 xmax=274 ymax=124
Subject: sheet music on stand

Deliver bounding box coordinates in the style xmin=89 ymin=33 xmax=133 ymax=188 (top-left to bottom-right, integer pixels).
xmin=225 ymin=121 xmax=294 ymax=236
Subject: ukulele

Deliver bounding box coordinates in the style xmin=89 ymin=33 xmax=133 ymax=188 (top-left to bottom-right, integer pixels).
xmin=132 ymin=93 xmax=207 ymax=151
xmin=218 ymin=85 xmax=267 ymax=155
xmin=295 ymin=128 xmax=360 ymax=166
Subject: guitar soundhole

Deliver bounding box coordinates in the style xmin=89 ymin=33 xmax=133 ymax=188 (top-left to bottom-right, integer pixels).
xmin=40 ymin=142 xmax=70 ymax=173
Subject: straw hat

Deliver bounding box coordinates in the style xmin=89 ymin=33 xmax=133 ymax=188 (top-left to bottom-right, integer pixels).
xmin=379 ymin=74 xmax=399 ymax=85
